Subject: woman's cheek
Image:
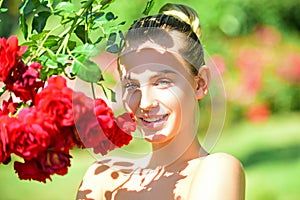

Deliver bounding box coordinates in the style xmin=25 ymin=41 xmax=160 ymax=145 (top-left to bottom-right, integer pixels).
xmin=159 ymin=87 xmax=184 ymax=104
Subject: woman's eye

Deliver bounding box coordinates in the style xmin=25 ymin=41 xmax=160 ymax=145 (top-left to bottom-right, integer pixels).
xmin=155 ymin=79 xmax=171 ymax=88
xmin=124 ymin=82 xmax=139 ymax=90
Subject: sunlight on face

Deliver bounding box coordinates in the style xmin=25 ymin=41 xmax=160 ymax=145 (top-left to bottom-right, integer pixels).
xmin=119 ymin=44 xmax=199 ymax=144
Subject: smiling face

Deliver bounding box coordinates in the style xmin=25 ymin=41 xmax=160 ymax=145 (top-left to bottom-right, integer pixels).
xmin=119 ymin=43 xmax=207 ymax=144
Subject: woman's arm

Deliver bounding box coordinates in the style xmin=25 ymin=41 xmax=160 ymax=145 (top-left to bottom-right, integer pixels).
xmin=189 ymin=153 xmax=245 ymax=200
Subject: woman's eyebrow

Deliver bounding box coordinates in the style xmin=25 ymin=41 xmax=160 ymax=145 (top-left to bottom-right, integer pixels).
xmin=123 ymin=69 xmax=176 ymax=80
xmin=150 ymin=69 xmax=177 ymax=79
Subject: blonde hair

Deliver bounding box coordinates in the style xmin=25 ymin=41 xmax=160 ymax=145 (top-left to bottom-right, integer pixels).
xmin=121 ymin=3 xmax=205 ymax=75
xmin=159 ymin=3 xmax=201 ymax=39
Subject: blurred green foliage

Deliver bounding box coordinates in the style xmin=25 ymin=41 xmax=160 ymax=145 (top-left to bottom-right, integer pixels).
xmin=198 ymin=0 xmax=300 ymax=37
xmin=1 ymin=0 xmax=300 ymax=37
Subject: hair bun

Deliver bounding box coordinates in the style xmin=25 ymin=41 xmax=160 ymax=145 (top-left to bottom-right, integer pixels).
xmin=159 ymin=3 xmax=201 ymax=38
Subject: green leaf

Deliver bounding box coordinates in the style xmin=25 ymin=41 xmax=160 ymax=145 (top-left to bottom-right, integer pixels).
xmin=48 ymin=0 xmax=60 ymax=8
xmin=46 ymin=49 xmax=57 ymax=61
xmin=119 ymin=30 xmax=125 ymax=41
xmin=74 ymin=25 xmax=86 ymax=43
xmin=19 ymin=14 xmax=28 ymax=39
xmin=0 ymin=86 xmax=6 ymax=97
xmin=94 ymin=11 xmax=105 ymax=20
xmin=119 ymin=21 xmax=126 ymax=25
xmin=107 ymin=32 xmax=116 ymax=45
xmin=100 ymin=0 xmax=115 ymax=9
xmin=44 ymin=35 xmax=59 ymax=48
xmin=70 ymin=55 xmax=85 ymax=75
xmin=118 ymin=30 xmax=125 ymax=40
xmin=67 ymin=40 xmax=77 ymax=51
xmin=72 ymin=43 xmax=98 ymax=56
xmin=72 ymin=56 xmax=102 ymax=83
xmin=30 ymin=30 xmax=50 ymax=41
xmin=19 ymin=0 xmax=40 ymax=15
xmin=57 ymin=54 xmax=70 ymax=65
xmin=99 ymin=84 xmax=116 ymax=102
xmin=54 ymin=2 xmax=77 ymax=14
xmin=101 ymin=0 xmax=114 ymax=6
xmin=21 ymin=41 xmax=36 ymax=46
xmin=45 ymin=57 xmax=59 ymax=69
xmin=143 ymin=0 xmax=155 ymax=15
xmin=30 ymin=31 xmax=49 ymax=41
xmin=32 ymin=11 xmax=51 ymax=33
xmin=106 ymin=43 xmax=119 ymax=53
xmin=94 ymin=36 xmax=103 ymax=44
xmin=105 ymin=12 xmax=117 ymax=21
xmin=39 ymin=0 xmax=49 ymax=8
xmin=93 ymin=12 xmax=107 ymax=23
xmin=0 ymin=8 xmax=8 ymax=13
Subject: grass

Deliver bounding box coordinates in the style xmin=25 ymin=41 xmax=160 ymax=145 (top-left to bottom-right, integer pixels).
xmin=0 ymin=112 xmax=299 ymax=199
xmin=0 ymin=150 xmax=95 ymax=200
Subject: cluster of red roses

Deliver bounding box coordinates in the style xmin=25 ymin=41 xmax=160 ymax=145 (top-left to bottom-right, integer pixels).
xmin=0 ymin=36 xmax=135 ymax=182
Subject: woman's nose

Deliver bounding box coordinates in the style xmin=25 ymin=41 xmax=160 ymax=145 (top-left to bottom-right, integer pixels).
xmin=139 ymin=87 xmax=158 ymax=111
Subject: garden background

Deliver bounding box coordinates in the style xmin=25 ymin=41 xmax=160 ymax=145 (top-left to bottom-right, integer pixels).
xmin=1 ymin=0 xmax=300 ymax=199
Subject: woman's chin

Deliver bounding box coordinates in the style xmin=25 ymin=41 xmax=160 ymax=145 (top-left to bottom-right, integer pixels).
xmin=143 ymin=133 xmax=170 ymax=144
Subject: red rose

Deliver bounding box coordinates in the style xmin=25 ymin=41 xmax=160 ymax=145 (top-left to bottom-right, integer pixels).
xmin=75 ymin=110 xmax=104 ymax=149
xmin=74 ymin=101 xmax=112 ymax=154
xmin=0 ymin=115 xmax=15 ymax=164
xmin=72 ymin=91 xmax=94 ymax=122
xmin=14 ymin=159 xmax=51 ymax=183
xmin=92 ymin=99 xmax=117 ymax=155
xmin=35 ymin=76 xmax=74 ymax=127
xmin=0 ymin=36 xmax=27 ymax=82
xmin=109 ymin=113 xmax=135 ymax=148
xmin=94 ymin=98 xmax=115 ymax=131
xmin=4 ymin=61 xmax=44 ymax=102
xmin=50 ymin=126 xmax=77 ymax=152
xmin=75 ymin=98 xmax=114 ymax=154
xmin=111 ymin=125 xmax=133 ymax=147
xmin=93 ymin=139 xmax=115 ymax=155
xmin=38 ymin=150 xmax=71 ymax=176
xmin=0 ymin=97 xmax=19 ymax=115
xmin=115 ymin=112 xmax=136 ymax=134
xmin=75 ymin=98 xmax=135 ymax=155
xmin=9 ymin=108 xmax=50 ymax=160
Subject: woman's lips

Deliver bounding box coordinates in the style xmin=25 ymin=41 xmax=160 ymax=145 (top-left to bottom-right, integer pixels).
xmin=139 ymin=114 xmax=169 ymax=128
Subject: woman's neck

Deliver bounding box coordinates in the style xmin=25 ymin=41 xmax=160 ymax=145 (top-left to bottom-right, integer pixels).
xmin=146 ymin=131 xmax=207 ymax=171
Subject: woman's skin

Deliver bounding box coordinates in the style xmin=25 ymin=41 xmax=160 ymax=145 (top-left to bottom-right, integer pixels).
xmin=77 ymin=37 xmax=245 ymax=200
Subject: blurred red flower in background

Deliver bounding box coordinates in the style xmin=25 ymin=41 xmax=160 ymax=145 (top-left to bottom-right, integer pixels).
xmin=208 ymin=54 xmax=226 ymax=74
xmin=234 ymin=48 xmax=263 ymax=104
xmin=277 ymin=53 xmax=300 ymax=85
xmin=247 ymin=103 xmax=270 ymax=123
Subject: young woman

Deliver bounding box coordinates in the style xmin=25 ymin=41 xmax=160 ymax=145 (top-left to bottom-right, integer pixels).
xmin=76 ymin=3 xmax=245 ymax=200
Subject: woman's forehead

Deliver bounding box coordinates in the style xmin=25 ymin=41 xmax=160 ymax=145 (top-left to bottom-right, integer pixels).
xmin=119 ymin=48 xmax=195 ymax=85
xmin=119 ymin=46 xmax=187 ymax=71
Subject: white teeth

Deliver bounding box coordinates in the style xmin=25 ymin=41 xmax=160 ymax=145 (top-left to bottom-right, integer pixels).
xmin=142 ymin=115 xmax=166 ymax=123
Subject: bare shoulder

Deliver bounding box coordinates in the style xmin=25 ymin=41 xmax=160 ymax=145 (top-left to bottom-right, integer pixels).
xmin=202 ymin=152 xmax=244 ymax=170
xmin=76 ymin=157 xmax=136 ymax=200
xmin=201 ymin=152 xmax=245 ymax=186
xmin=189 ymin=153 xmax=245 ymax=200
